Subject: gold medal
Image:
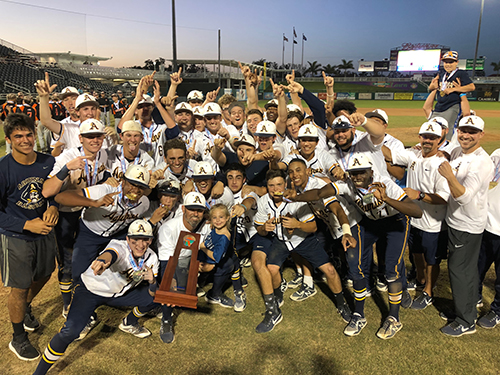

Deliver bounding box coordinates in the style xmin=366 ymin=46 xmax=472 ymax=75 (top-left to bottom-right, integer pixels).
xmin=489 ymin=181 xmax=498 ymax=190
xmin=440 ymin=91 xmax=445 ymax=97
xmin=132 ymin=270 xmax=143 ymax=282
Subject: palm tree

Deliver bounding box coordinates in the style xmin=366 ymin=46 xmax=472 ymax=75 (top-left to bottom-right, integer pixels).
xmin=338 ymin=59 xmax=354 ymax=77
xmin=491 ymin=61 xmax=500 ymax=74
xmin=304 ymin=60 xmax=323 ymax=76
xmin=322 ymin=63 xmax=339 ymax=76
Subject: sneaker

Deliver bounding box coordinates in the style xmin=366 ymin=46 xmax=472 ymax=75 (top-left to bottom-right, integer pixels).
xmin=377 ymin=316 xmax=403 ymax=340
xmin=280 ymin=278 xmax=288 ymax=293
xmin=196 ymin=286 xmax=206 ymax=297
xmin=9 ymin=333 xmax=40 ymax=361
xmin=400 ymin=289 xmax=413 ymax=309
xmin=345 ymin=278 xmax=353 ymax=288
xmin=407 ymin=280 xmax=425 ymax=291
xmin=160 ymin=320 xmax=174 ymax=343
xmin=62 ymin=305 xmax=70 ymax=319
xmin=344 ymin=313 xmax=367 ymax=336
xmin=255 ymin=309 xmax=283 ymax=333
xmin=411 ymin=292 xmax=433 ymax=310
xmin=75 ymin=316 xmax=99 ymax=341
xmin=118 ymin=318 xmax=151 ymax=338
xmin=206 ymin=293 xmax=234 ymax=308
xmin=146 ymin=305 xmax=163 ymax=319
xmin=276 ymin=294 xmax=284 ymax=308
xmin=234 ymin=290 xmax=247 ymax=312
xmin=478 ymin=310 xmax=500 ymax=329
xmin=337 ymin=302 xmax=352 ymax=323
xmin=365 ymin=287 xmax=373 ymax=298
xmin=441 ymin=320 xmax=476 ymax=337
xmin=376 ymin=277 xmax=388 ymax=292
xmin=240 ymin=257 xmax=251 ymax=268
xmin=290 ymin=284 xmax=317 ymax=302
xmin=477 ymin=298 xmax=483 ymax=308
xmin=241 ymin=275 xmax=249 ymax=288
xmin=287 ymin=273 xmax=303 ymax=289
xmin=23 ymin=309 xmax=40 ymax=332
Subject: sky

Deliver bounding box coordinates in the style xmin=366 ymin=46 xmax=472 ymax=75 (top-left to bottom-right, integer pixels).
xmin=1 ymin=0 xmax=499 ymax=74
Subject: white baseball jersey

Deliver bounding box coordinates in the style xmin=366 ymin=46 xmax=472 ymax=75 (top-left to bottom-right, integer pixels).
xmin=392 ymin=149 xmax=450 ymax=232
xmin=280 ymin=136 xmax=300 ymax=158
xmin=51 ymin=117 xmax=114 ymax=151
xmin=485 ymin=182 xmax=500 ymax=237
xmin=446 ymin=146 xmax=494 ymax=234
xmin=178 ymin=128 xmax=204 ymax=150
xmin=193 ymin=185 xmax=234 ymax=210
xmin=194 ymin=128 xmax=236 ymax=172
xmin=139 ymin=121 xmax=167 ymax=166
xmin=154 ymin=159 xmax=197 ymax=186
xmin=233 ymin=189 xmax=259 ymax=241
xmin=82 ymin=183 xmax=150 ymax=237
xmin=254 ymin=194 xmax=315 ymax=251
xmin=332 ymin=174 xmax=407 ymax=221
xmin=107 ymin=145 xmax=154 ymax=181
xmin=81 ymin=239 xmax=159 ymax=298
xmin=49 ymin=147 xmax=108 ymax=213
xmin=282 ymin=148 xmax=337 ymax=179
xmin=157 ymin=216 xmax=210 ymax=261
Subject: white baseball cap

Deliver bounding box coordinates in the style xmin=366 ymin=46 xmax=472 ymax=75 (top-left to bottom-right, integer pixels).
xmin=234 ymin=134 xmax=256 ymax=148
xmin=458 ymin=115 xmax=485 ymax=131
xmin=298 ymin=124 xmax=319 ymax=138
xmin=80 ymin=119 xmax=105 ymax=135
xmin=254 ymin=120 xmax=276 ymax=137
xmin=332 ymin=115 xmax=353 ymax=129
xmin=174 ymin=102 xmax=193 ymax=114
xmin=347 ymin=153 xmax=373 ymax=171
xmin=183 ymin=192 xmax=207 ymax=210
xmin=128 ymin=219 xmax=154 ymax=238
xmin=429 ymin=116 xmax=449 ymax=129
xmin=124 ymin=165 xmax=150 ymax=189
xmin=203 ymin=103 xmax=222 ymax=116
xmin=365 ymin=109 xmax=389 ymax=124
xmin=287 ymin=104 xmax=302 ymax=113
xmin=60 ymin=86 xmax=79 ymax=99
xmin=193 ymin=161 xmax=214 ymax=179
xmin=75 ymin=93 xmax=99 ymax=109
xmin=121 ymin=120 xmax=142 ymax=134
xmin=138 ymin=94 xmax=153 ymax=106
xmin=187 ymin=90 xmax=204 ymax=101
xmin=419 ymin=122 xmax=442 ymax=137
xmin=192 ymin=106 xmax=206 ymax=117
xmin=265 ymin=99 xmax=278 ymax=109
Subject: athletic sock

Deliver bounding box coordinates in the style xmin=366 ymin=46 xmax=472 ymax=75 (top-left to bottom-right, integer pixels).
xmin=296 ymin=267 xmax=303 ymax=275
xmin=274 ymin=286 xmax=283 ymax=302
xmin=303 ymin=275 xmax=314 ymax=289
xmin=388 ymin=279 xmax=402 ymax=321
xmin=333 ymin=292 xmax=346 ymax=307
xmin=263 ymin=293 xmax=277 ymax=314
xmin=12 ymin=322 xmax=25 ymax=337
xmin=353 ymin=279 xmax=368 ymax=317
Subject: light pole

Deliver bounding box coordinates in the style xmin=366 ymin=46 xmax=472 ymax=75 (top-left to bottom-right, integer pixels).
xmin=172 ymin=0 xmax=178 ymax=72
xmin=472 ymin=0 xmax=484 ymax=79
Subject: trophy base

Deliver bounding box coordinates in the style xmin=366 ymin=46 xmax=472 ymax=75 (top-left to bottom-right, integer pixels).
xmin=154 ymin=290 xmax=198 ymax=309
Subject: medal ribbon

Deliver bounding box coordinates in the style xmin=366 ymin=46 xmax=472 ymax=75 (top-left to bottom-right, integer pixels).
xmin=142 ymin=124 xmax=155 ymax=152
xmin=80 ymin=147 xmax=99 ymax=186
xmin=127 ymin=244 xmax=145 ymax=272
xmin=120 ymin=146 xmax=140 ymax=175
xmin=441 ymin=68 xmax=458 ymax=91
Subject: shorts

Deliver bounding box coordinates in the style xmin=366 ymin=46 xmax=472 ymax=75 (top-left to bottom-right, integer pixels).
xmin=267 ymin=234 xmax=330 ymax=270
xmin=409 ymin=227 xmax=448 ymax=265
xmin=0 ymin=232 xmax=57 ymax=289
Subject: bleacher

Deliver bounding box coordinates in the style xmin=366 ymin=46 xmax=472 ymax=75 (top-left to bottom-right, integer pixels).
xmin=43 ymin=66 xmax=113 ymax=93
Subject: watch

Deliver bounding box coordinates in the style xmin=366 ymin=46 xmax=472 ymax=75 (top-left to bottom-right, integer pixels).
xmin=417 ymin=192 xmax=425 ymax=201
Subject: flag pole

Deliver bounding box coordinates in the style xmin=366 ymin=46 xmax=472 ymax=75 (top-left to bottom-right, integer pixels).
xmin=282 ymin=34 xmax=285 ymax=68
xmin=291 ymin=27 xmax=295 ymax=69
xmin=301 ymin=34 xmax=305 ymax=71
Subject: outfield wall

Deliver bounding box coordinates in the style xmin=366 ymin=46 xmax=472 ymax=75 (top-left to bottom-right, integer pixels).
xmin=314 ymin=91 xmax=500 ymax=102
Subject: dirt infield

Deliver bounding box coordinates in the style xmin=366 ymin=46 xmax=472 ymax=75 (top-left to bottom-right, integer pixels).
xmin=358 ymin=107 xmax=500 ymax=118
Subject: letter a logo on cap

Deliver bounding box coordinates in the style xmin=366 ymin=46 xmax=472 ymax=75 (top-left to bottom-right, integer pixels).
xmin=181 ymin=103 xmax=187 ymax=109
xmin=89 ymin=122 xmax=98 ymax=130
xmin=207 ymin=106 xmax=212 ymax=112
xmin=137 ymin=172 xmax=145 ymax=181
xmin=138 ymin=224 xmax=146 ymax=233
xmin=352 ymin=158 xmax=361 ymax=167
xmin=194 ymin=196 xmax=202 ymax=204
xmin=426 ymin=124 xmax=434 ymax=132
xmin=261 ymin=125 xmax=267 ymax=132
xmin=199 ymin=167 xmax=206 ymax=175
xmin=465 ymin=117 xmax=475 ymax=125
xmin=304 ymin=127 xmax=311 ymax=134
xmin=84 ymin=94 xmax=91 ymax=101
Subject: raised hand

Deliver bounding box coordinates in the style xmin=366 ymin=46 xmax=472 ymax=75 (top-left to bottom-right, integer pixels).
xmin=170 ymin=67 xmax=183 ymax=85
xmin=206 ymin=87 xmax=220 ymax=102
xmin=34 ymin=72 xmax=57 ymax=97
xmin=93 ymin=191 xmax=120 ymax=207
xmin=429 ymin=75 xmax=439 ymax=91
xmin=214 ymin=138 xmax=226 ymax=150
xmin=285 ymin=81 xmax=304 ymax=95
xmin=322 ymin=71 xmax=334 ymax=88
xmin=285 ymin=69 xmax=295 ymax=84
xmin=161 ymin=95 xmax=178 ymax=109
xmin=369 ymin=182 xmax=388 ymax=202
xmin=283 ymin=181 xmax=298 ymax=201
xmin=186 ymin=139 xmax=198 ymax=159
xmin=66 ymin=156 xmax=88 ymax=171
xmin=238 ymin=61 xmax=251 ymax=78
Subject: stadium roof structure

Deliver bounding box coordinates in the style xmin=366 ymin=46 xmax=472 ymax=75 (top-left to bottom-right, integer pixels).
xmin=37 ymin=52 xmax=111 ymax=65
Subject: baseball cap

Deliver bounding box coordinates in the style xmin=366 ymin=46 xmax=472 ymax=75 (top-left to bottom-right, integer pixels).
xmin=365 ymin=109 xmax=389 ymax=124
xmin=298 ymin=124 xmax=319 ymax=138
xmin=203 ymin=103 xmax=222 ymax=116
xmin=265 ymin=99 xmax=278 ymax=109
xmin=121 ymin=120 xmax=142 ymax=134
xmin=174 ymin=102 xmax=193 ymax=114
xmin=234 ymin=134 xmax=256 ymax=148
xmin=192 ymin=161 xmax=214 ymax=179
xmin=287 ymin=104 xmax=302 ymax=113
xmin=254 ymin=120 xmax=276 ymax=137
xmin=128 ymin=219 xmax=153 ymax=238
xmin=192 ymin=106 xmax=206 ymax=118
xmin=419 ymin=122 xmax=442 ymax=137
xmin=138 ymin=94 xmax=153 ymax=106
xmin=331 ymin=115 xmax=353 ymax=129
xmin=347 ymin=153 xmax=373 ymax=171
xmin=183 ymin=192 xmax=207 ymax=210
xmin=124 ymin=165 xmax=150 ymax=189
xmin=442 ymin=51 xmax=458 ymax=61
xmin=75 ymin=94 xmax=99 ymax=109
xmin=80 ymin=119 xmax=105 ymax=135
xmin=458 ymin=115 xmax=485 ymax=131
xmin=429 ymin=116 xmax=449 ymax=129
xmin=187 ymin=90 xmax=204 ymax=101
xmin=60 ymin=86 xmax=79 ymax=99
xmin=157 ymin=180 xmax=181 ymax=196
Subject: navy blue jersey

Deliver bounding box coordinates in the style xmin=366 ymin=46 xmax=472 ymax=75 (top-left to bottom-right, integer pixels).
xmin=222 ymin=151 xmax=269 ymax=187
xmin=0 ymin=152 xmax=56 ymax=240
xmin=199 ymin=228 xmax=230 ymax=264
xmin=435 ymin=69 xmax=472 ymax=112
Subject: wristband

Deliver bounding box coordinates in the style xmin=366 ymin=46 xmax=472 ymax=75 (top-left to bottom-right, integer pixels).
xmin=55 ymin=165 xmax=70 ymax=181
xmin=96 ymin=258 xmax=106 ymax=263
xmin=149 ymin=283 xmax=158 ymax=292
xmin=327 ymin=94 xmax=334 ymax=98
xmin=361 ymin=116 xmax=368 ymax=126
xmin=239 ymin=203 xmax=249 ymax=212
xmin=342 ymin=224 xmax=352 ymax=236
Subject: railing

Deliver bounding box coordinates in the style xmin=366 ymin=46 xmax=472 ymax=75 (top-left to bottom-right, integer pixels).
xmin=4 ymin=81 xmax=31 ymax=94
xmin=59 ymin=63 xmax=168 ymax=80
xmin=0 ymin=38 xmax=39 ymax=58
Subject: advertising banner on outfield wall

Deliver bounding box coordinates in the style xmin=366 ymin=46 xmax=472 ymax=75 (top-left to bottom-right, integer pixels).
xmin=477 ymin=90 xmax=499 ymax=101
xmin=358 ymin=61 xmax=374 ymax=72
xmin=336 ymin=92 xmax=356 ymax=100
xmin=263 ymin=92 xmax=273 ymax=100
xmin=374 ymin=61 xmax=390 ymax=71
xmin=394 ymin=93 xmax=414 ymax=100
xmin=375 ymin=93 xmax=394 ymax=100
xmin=358 ymin=93 xmax=372 ymax=100
xmin=413 ymin=93 xmax=430 ymax=100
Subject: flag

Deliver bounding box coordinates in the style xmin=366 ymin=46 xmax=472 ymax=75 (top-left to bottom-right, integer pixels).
xmin=293 ymin=40 xmax=298 ymax=44
xmin=303 ymin=34 xmax=307 ymax=41
xmin=283 ymin=35 xmax=288 ymax=42
xmin=293 ymin=27 xmax=297 ymax=38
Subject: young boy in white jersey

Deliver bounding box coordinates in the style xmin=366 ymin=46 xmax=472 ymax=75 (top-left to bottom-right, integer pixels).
xmin=33 ymin=220 xmax=160 ymax=375
xmin=188 ymin=161 xmax=234 ymax=210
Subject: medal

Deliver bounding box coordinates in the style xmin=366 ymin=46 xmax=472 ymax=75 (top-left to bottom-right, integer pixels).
xmin=489 ymin=181 xmax=498 ymax=190
xmin=440 ymin=91 xmax=445 ymax=97
xmin=128 ymin=244 xmax=145 ymax=283
xmin=132 ymin=270 xmax=143 ymax=282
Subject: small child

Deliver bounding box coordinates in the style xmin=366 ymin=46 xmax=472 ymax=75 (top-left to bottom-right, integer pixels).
xmin=199 ymin=204 xmax=247 ymax=312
